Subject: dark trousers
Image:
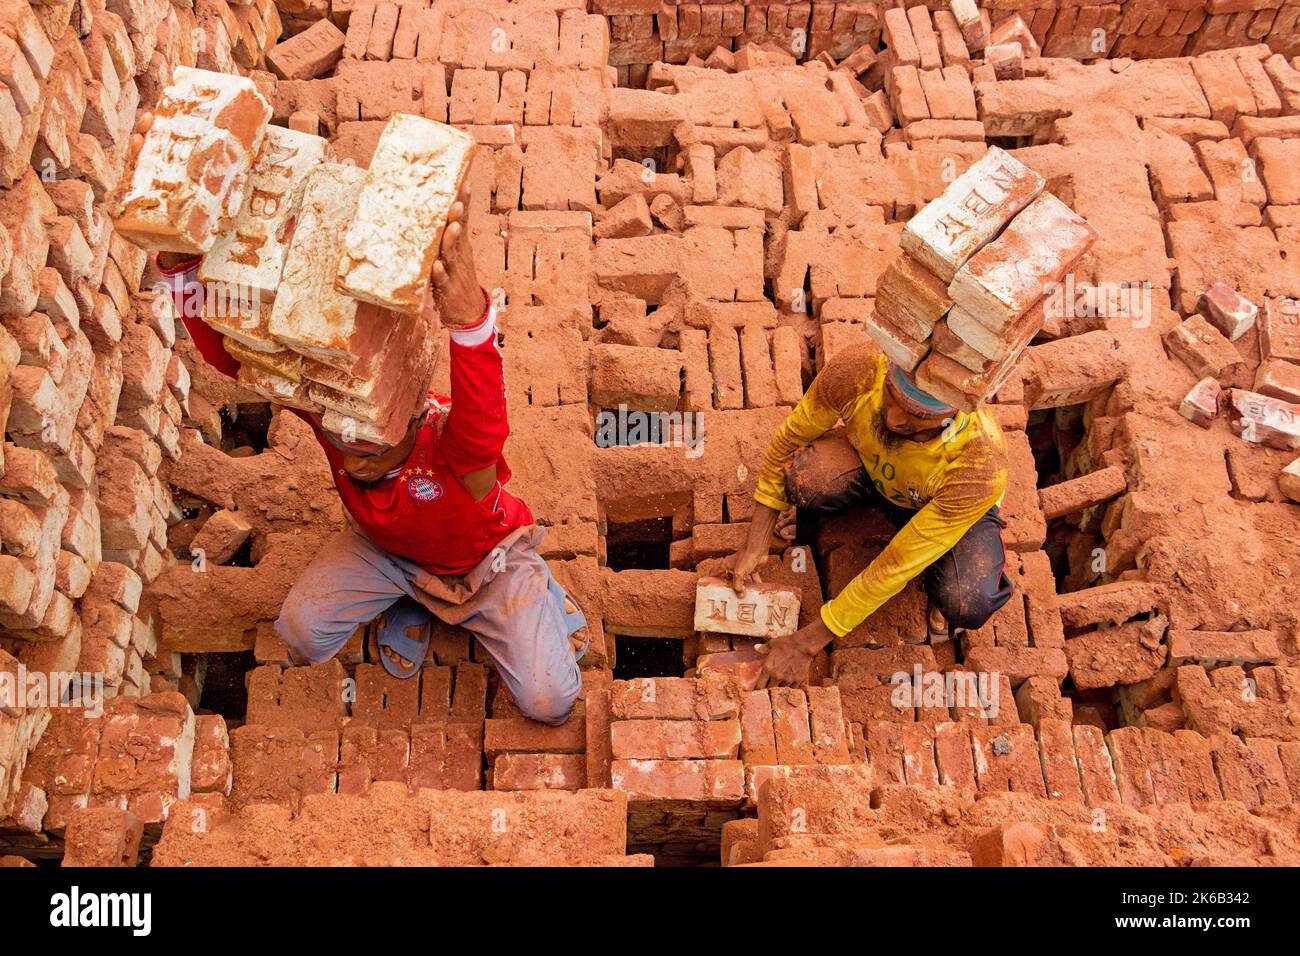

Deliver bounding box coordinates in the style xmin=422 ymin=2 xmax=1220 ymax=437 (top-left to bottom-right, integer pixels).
xmin=787 ymin=448 xmax=1012 ymax=631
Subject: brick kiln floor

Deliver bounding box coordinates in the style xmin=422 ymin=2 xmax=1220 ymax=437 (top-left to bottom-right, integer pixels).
xmin=5 ymin=1 xmax=1300 ymax=868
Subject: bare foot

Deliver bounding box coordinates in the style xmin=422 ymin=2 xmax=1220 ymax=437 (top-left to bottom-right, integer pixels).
xmin=381 ymin=645 xmax=417 ymax=671
xmin=378 ymin=617 xmax=422 ymax=672
xmin=564 ymin=596 xmax=589 ymax=658
xmin=927 ymin=604 xmax=949 ymax=642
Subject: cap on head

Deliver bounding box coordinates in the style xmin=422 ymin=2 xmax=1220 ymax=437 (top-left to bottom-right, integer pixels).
xmin=887 ymin=363 xmax=956 ymax=418
xmin=322 ymin=431 xmax=390 ymax=456
xmin=322 ymin=403 xmax=431 ymax=457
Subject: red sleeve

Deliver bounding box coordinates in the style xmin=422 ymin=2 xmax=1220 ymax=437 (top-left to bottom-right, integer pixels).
xmin=155 ymin=255 xmax=241 ymax=380
xmin=439 ymin=291 xmax=509 ymax=475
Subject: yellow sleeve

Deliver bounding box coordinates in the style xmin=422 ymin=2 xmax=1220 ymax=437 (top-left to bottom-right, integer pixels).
xmin=819 ymin=452 xmax=1006 ymax=638
xmin=753 ymin=350 xmax=877 ymax=512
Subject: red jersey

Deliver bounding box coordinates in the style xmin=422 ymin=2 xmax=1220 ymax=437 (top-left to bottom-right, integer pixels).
xmin=158 ymin=257 xmax=533 ymax=575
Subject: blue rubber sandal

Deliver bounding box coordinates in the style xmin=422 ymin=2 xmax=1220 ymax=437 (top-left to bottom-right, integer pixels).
xmin=548 ymin=575 xmax=590 ymax=662
xmin=376 ymin=598 xmax=432 ymax=679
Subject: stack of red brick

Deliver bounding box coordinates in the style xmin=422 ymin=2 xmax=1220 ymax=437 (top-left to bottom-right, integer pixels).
xmin=8 ymin=691 xmax=220 ymax=857
xmin=228 ymin=623 xmax=493 ymax=808
xmin=597 ymin=0 xmax=881 ymax=84
xmin=865 ymin=145 xmax=1097 ymax=411
xmin=580 ymin=0 xmax=1300 ymax=88
xmin=875 ymin=1 xmax=1300 ymax=77
xmin=0 ymin=0 xmax=228 ymax=834
xmin=192 ymin=0 xmax=284 ymax=75
xmin=113 ymin=66 xmax=475 ymax=445
xmin=725 ymin=756 xmax=1300 ymax=865
xmin=149 ymin=782 xmax=645 ymax=865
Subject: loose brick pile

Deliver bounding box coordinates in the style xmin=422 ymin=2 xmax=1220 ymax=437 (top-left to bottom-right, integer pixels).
xmin=5 ymin=0 xmax=1300 ymax=867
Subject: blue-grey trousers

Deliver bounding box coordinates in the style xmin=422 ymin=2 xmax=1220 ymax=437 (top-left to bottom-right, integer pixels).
xmin=275 ymin=524 xmax=582 ymax=725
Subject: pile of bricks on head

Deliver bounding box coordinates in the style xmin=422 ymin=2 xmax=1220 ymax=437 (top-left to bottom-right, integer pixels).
xmin=867 ymin=145 xmax=1097 ymax=410
xmin=9 ymin=0 xmax=1300 ymax=871
xmin=113 ymin=65 xmax=477 ymax=445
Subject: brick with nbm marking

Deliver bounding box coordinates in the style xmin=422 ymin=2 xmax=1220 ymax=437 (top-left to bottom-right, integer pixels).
xmin=693 ymin=576 xmax=800 ymax=639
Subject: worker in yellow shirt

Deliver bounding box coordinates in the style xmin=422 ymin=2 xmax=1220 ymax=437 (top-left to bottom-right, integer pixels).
xmin=732 ymin=345 xmax=1012 ymax=687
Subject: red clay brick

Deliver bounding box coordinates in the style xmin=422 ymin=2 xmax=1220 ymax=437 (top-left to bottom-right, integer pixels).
xmin=610 ymin=718 xmax=741 ymax=759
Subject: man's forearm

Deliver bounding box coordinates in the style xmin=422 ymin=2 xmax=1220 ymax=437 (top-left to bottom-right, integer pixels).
xmin=744 ymin=504 xmax=781 ymax=556
xmin=440 ymin=298 xmax=509 ymax=475
xmin=153 ymin=253 xmax=243 ymax=380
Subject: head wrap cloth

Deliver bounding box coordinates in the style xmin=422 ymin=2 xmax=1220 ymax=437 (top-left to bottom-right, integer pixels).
xmin=888 ymin=363 xmax=957 ymax=417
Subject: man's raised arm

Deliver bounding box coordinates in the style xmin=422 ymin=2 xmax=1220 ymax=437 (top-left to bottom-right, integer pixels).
xmin=425 ymin=183 xmax=506 ymax=503
xmin=154 ymin=251 xmax=241 ymax=379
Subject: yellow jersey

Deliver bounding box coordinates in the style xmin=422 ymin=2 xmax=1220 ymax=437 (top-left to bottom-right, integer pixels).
xmin=754 ymin=347 xmax=1009 ymax=638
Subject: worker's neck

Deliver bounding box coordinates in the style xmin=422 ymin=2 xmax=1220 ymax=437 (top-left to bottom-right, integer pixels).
xmin=905 ymin=425 xmax=947 ymax=443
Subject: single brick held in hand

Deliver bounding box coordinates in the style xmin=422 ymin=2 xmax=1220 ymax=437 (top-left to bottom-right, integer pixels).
xmin=336 ymin=113 xmax=476 ymax=314
xmin=693 ymin=575 xmax=800 ymax=639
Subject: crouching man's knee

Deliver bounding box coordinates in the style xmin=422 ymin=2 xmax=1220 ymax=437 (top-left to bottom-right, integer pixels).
xmin=516 ymin=677 xmax=581 ymax=727
xmin=929 ymin=582 xmax=1009 ymax=632
xmin=275 ymin=600 xmax=346 ymax=667
xmin=785 ymin=436 xmax=868 ymax=509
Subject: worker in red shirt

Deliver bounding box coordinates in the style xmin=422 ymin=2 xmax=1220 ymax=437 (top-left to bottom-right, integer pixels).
xmin=134 ymin=114 xmax=587 ymax=725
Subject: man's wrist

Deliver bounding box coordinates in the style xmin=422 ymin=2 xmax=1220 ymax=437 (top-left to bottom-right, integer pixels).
xmin=442 ymin=284 xmax=490 ymax=327
xmin=798 ymin=616 xmax=836 ymax=654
